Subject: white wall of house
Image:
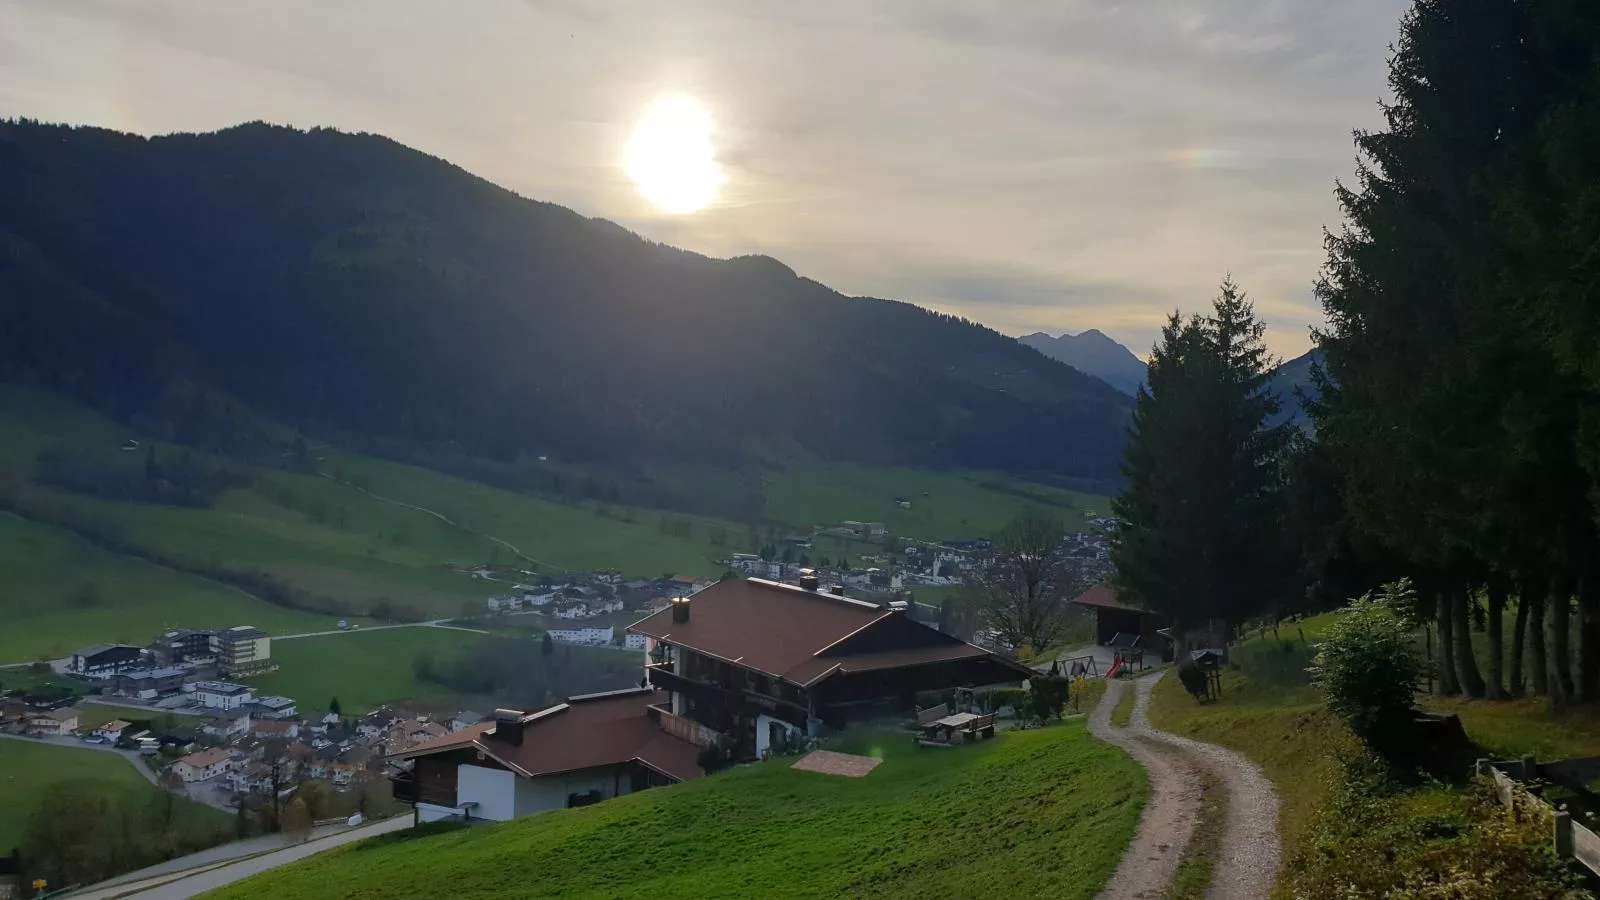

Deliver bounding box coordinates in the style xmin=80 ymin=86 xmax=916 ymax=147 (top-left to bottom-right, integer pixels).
xmin=756 ymin=714 xmax=800 ymax=759
xmin=512 ymin=766 xmax=632 ymax=817
xmin=457 ymin=764 xmax=518 ymax=821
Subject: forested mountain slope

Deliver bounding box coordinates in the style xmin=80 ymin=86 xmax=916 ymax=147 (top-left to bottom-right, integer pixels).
xmin=0 ymin=120 xmax=1130 ymax=483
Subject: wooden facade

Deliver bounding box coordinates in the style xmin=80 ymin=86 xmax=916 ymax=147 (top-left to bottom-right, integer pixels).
xmin=647 ymin=646 xmax=1024 ymax=760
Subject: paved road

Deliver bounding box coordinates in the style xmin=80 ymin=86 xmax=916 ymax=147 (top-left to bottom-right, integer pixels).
xmin=69 ymin=815 xmax=412 ymax=899
xmin=1089 ymin=672 xmax=1282 ymax=900
xmin=273 ymin=620 xmax=488 ymax=641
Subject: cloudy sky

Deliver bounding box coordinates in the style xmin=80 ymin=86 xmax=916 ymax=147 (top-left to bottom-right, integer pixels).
xmin=0 ymin=0 xmax=1408 ymax=359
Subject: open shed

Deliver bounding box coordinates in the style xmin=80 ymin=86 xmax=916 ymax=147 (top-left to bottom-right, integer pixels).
xmin=1070 ymin=585 xmax=1174 ymax=663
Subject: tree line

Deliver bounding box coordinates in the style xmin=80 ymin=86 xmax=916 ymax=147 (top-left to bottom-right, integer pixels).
xmin=1112 ymin=0 xmax=1600 ymax=711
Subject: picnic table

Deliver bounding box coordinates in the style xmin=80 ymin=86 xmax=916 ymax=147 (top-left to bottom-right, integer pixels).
xmin=918 ymin=711 xmax=996 ymax=745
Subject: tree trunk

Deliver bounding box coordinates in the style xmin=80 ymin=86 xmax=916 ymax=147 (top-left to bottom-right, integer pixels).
xmin=1529 ymin=582 xmax=1549 ymax=696
xmin=1453 ymin=588 xmax=1487 ymax=698
xmin=1485 ymin=579 xmax=1506 ymax=700
xmin=1436 ymin=590 xmax=1461 ymax=696
xmin=1548 ymin=579 xmax=1575 ymax=711
xmin=1580 ymin=570 xmax=1600 ymax=704
xmin=1509 ymin=578 xmax=1530 ymax=698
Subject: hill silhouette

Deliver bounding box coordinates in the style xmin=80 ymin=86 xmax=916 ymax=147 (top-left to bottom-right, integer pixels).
xmin=0 ymin=120 xmax=1130 ymax=486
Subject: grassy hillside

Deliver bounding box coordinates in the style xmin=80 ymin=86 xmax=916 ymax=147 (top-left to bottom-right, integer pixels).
xmin=0 ymin=513 xmax=338 ymax=662
xmin=0 ymin=739 xmax=225 ymax=849
xmin=206 ymin=723 xmax=1144 ymax=900
xmin=251 ymin=628 xmax=502 ymax=716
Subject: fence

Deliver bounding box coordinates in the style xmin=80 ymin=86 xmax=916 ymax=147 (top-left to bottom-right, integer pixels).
xmin=1477 ymin=755 xmax=1600 ymax=878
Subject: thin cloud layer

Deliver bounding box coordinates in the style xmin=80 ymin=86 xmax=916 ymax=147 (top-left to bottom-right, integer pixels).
xmin=0 ymin=0 xmax=1407 ymax=357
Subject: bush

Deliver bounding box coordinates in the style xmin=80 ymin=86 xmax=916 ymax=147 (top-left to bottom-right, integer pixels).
xmin=984 ymin=688 xmax=1027 ymax=713
xmin=1308 ymin=582 xmax=1424 ymax=752
xmin=1176 ymin=661 xmax=1210 ymax=701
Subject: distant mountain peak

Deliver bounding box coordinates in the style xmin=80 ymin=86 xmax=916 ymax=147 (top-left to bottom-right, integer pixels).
xmin=1018 ymin=330 xmax=1147 ymax=396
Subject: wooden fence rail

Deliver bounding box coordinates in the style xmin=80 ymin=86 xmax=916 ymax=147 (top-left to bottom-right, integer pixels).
xmin=1477 ymin=756 xmax=1600 ymax=878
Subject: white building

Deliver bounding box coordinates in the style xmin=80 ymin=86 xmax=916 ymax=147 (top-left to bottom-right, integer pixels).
xmin=173 ymin=747 xmax=234 ymax=782
xmin=624 ymin=633 xmax=648 ymax=651
xmin=190 ymin=681 xmax=256 ymax=709
xmin=546 ymin=626 xmax=614 ymax=646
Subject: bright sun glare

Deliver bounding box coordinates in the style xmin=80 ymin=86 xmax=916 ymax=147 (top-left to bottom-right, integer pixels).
xmin=625 ymin=95 xmax=721 ymax=215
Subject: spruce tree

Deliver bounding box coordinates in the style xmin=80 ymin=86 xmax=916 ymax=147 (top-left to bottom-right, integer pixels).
xmin=1112 ymin=279 xmax=1287 ymax=648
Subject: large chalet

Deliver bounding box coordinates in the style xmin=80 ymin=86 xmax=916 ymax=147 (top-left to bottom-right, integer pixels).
xmin=631 ymin=575 xmax=1032 ymax=760
xmin=390 ymin=574 xmax=1029 ymax=824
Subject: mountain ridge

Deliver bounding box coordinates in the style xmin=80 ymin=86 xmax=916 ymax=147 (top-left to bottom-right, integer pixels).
xmin=0 ymin=119 xmax=1131 ymax=487
xmin=1019 ymin=330 xmax=1148 ymax=396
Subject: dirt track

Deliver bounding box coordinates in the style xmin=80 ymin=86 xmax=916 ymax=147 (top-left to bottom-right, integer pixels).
xmin=1089 ymin=671 xmax=1281 ymax=900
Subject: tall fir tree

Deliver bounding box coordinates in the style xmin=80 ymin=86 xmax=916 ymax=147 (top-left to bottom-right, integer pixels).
xmin=1112 ymin=279 xmax=1288 ymax=648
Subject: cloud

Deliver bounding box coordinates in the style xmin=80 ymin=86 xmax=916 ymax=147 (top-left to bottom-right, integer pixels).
xmin=0 ymin=0 xmax=1408 ymax=358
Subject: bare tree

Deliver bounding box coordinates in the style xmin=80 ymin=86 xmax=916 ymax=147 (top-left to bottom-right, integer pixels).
xmin=963 ymin=509 xmax=1090 ymax=656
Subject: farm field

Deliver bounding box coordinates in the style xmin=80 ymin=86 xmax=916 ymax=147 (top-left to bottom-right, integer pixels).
xmin=0 ymin=513 xmax=339 ymax=662
xmin=250 ymin=627 xmax=506 ymax=716
xmin=0 ymin=739 xmax=225 ymax=850
xmin=207 ymin=722 xmax=1144 ymax=900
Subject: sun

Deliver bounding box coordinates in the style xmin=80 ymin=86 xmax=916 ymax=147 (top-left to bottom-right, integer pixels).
xmin=624 ymin=95 xmax=721 ymax=215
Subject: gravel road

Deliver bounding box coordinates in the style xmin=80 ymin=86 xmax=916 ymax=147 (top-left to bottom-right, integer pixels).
xmin=1089 ymin=671 xmax=1281 ymax=900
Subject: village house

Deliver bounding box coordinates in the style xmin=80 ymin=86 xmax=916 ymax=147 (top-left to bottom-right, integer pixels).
xmin=173 ymin=747 xmax=233 ymax=782
xmin=624 ymin=633 xmax=648 ymax=651
xmin=160 ymin=629 xmax=218 ymax=666
xmin=390 ymin=689 xmax=702 ymax=824
xmin=94 ymin=720 xmax=132 ymax=741
xmin=244 ymin=695 xmax=298 ymax=720
xmin=201 ymin=711 xmax=252 ymax=739
xmin=633 ymin=576 xmax=1032 ymax=761
xmin=190 ymin=681 xmax=255 ymax=710
xmin=387 ymin=718 xmax=448 ymax=749
xmin=449 ymin=711 xmax=484 ymax=733
xmin=111 ymin=666 xmax=188 ymax=700
xmin=546 ymin=626 xmax=614 ymax=646
xmin=26 ymin=707 xmax=79 ymax=736
xmin=69 ymin=643 xmax=145 ymax=677
xmin=486 ymin=594 xmax=524 ymax=613
xmin=357 ymin=710 xmax=399 ymax=741
xmin=251 ymin=719 xmax=300 ymax=741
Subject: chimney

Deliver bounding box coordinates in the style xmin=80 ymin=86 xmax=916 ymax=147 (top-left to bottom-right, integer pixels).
xmin=828 ymin=585 xmax=845 ymax=597
xmin=671 ymin=596 xmax=691 ymax=624
xmin=492 ymin=708 xmax=524 ymax=746
xmin=888 ymin=600 xmax=909 ymax=613
xmin=798 ymin=568 xmax=820 ymax=591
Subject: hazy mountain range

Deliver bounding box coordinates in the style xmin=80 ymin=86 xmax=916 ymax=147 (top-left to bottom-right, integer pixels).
xmin=1018 ymin=330 xmax=1149 ymax=396
xmin=1020 ymin=329 xmax=1319 ymax=428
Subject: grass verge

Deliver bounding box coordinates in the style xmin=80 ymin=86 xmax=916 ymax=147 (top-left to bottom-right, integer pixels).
xmin=1166 ymin=768 xmax=1223 ymax=900
xmin=205 ymin=723 xmax=1145 ymax=900
xmin=1110 ymin=681 xmax=1137 ymax=727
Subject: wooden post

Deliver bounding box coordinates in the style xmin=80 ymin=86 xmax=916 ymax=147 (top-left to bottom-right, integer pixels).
xmin=1555 ymin=811 xmax=1574 ymax=859
xmin=1521 ymin=755 xmax=1538 ymax=780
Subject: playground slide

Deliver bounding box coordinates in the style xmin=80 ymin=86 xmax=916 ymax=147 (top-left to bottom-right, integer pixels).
xmin=1106 ymin=656 xmax=1123 ymax=679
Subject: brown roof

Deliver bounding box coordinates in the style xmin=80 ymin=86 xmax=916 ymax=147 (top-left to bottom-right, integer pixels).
xmin=391 ymin=689 xmax=702 ymax=783
xmin=629 ymin=578 xmax=890 ymax=680
xmin=180 ymin=747 xmax=231 ymax=768
xmin=783 ymin=643 xmax=1004 ymax=687
xmin=1071 ymin=585 xmax=1160 ymax=616
xmin=630 ymin=577 xmax=1029 ymax=687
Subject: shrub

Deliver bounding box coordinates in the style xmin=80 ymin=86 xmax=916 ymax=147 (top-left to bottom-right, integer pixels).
xmin=1308 ymin=582 xmax=1424 ymax=752
xmin=1176 ymin=661 xmax=1209 ymax=701
xmin=985 ymin=687 xmax=1027 ymax=713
